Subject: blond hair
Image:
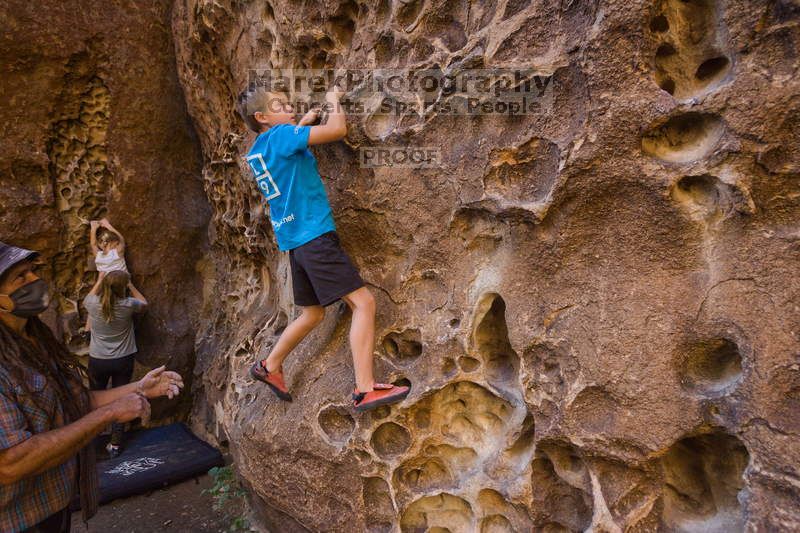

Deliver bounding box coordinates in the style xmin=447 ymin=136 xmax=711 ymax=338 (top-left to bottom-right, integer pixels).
xmin=236 ymin=84 xmax=287 ymax=132
xmin=100 ymin=270 xmax=130 ymax=322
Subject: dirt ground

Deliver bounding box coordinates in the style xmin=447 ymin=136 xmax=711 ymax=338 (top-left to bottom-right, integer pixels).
xmin=71 ymin=474 xmax=232 ymax=532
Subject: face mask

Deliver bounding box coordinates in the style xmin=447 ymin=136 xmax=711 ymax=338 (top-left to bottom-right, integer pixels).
xmin=0 ymin=279 xmax=50 ymax=317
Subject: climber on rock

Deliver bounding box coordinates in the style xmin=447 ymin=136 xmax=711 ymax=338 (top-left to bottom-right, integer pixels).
xmin=237 ymin=82 xmax=409 ymax=412
xmin=0 ymin=241 xmax=184 ymax=532
xmin=85 ymin=218 xmax=129 ymax=333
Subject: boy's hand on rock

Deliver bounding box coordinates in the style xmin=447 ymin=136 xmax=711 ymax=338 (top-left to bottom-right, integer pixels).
xmin=298 ymin=106 xmax=321 ymax=126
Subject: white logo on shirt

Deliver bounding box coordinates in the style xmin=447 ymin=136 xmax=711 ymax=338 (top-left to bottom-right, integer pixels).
xmin=245 ymin=153 xmax=281 ymax=200
xmin=272 ymin=213 xmax=295 ymax=230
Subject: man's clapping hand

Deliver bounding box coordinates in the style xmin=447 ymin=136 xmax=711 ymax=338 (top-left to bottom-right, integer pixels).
xmin=137 ymin=366 xmax=184 ymax=400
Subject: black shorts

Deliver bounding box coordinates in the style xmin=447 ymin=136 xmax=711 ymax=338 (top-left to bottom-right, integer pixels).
xmin=289 ymin=231 xmax=365 ymax=307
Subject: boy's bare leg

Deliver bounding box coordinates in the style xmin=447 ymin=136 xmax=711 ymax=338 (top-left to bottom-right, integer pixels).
xmin=263 ymin=306 xmax=324 ymax=373
xmin=342 ymin=287 xmax=376 ymax=392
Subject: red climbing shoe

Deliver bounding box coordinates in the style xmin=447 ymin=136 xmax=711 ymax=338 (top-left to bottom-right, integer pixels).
xmin=352 ymin=382 xmax=410 ymax=412
xmin=250 ymin=361 xmax=292 ymax=402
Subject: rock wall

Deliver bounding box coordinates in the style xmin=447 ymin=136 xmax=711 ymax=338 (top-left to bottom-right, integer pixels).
xmin=173 ymin=0 xmax=800 ymax=531
xmin=0 ymin=0 xmax=209 ymax=418
xmin=9 ymin=0 xmax=797 ymax=529
xmin=192 ymin=0 xmax=797 ymax=530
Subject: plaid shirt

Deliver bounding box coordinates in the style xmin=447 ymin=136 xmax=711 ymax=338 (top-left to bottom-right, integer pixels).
xmin=0 ymin=366 xmax=77 ymax=532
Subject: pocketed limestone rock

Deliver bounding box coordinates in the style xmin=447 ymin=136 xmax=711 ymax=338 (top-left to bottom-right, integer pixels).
xmin=172 ymin=0 xmax=800 ymax=530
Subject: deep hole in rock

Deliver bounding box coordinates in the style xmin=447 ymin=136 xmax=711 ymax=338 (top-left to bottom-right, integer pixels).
xmin=650 ymin=14 xmax=670 ymax=32
xmin=531 ymin=454 xmax=593 ymax=532
xmin=656 ymin=42 xmax=678 ymax=57
xmin=660 ymin=78 xmax=677 ymax=94
xmin=394 ymin=456 xmax=454 ymax=492
xmin=394 ymin=377 xmax=413 ymax=389
xmin=674 ymin=175 xmax=720 ymax=206
xmin=362 ymin=476 xmax=395 ymax=531
xmin=641 ymin=113 xmax=724 ymax=163
xmin=695 ymin=56 xmax=730 ymax=81
xmin=371 ymin=421 xmax=412 ymax=458
xmin=473 ymin=293 xmax=519 ymax=387
xmin=649 ymin=0 xmax=730 ymax=98
xmin=382 ymin=328 xmax=423 ymax=363
xmin=661 ymin=429 xmax=750 ymax=532
xmin=400 ymin=493 xmax=474 ymax=533
xmin=384 ymin=338 xmax=397 ymax=354
xmin=317 ymin=405 xmax=355 ymax=443
xmin=318 ymin=36 xmax=334 ymax=51
xmin=678 ymin=338 xmax=743 ymax=396
xmin=670 ymin=174 xmax=741 ymax=222
xmin=458 ymin=356 xmax=480 ymax=372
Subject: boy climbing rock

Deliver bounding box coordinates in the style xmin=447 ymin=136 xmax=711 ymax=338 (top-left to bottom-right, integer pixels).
xmin=237 ymin=82 xmax=409 ymax=412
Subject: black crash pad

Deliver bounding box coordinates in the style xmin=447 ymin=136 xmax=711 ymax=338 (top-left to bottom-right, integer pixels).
xmin=73 ymin=423 xmax=224 ymax=508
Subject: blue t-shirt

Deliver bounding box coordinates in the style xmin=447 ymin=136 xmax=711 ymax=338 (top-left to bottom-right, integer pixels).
xmin=245 ymin=124 xmax=336 ymax=251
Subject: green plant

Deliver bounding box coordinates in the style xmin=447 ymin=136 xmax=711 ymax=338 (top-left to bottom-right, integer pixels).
xmin=205 ymin=465 xmax=252 ymax=532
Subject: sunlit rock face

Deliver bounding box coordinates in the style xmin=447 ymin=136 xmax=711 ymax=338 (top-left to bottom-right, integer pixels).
xmin=0 ymin=0 xmax=209 ymax=418
xmin=8 ymin=0 xmax=797 ymax=530
xmin=173 ymin=0 xmax=800 ymax=530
